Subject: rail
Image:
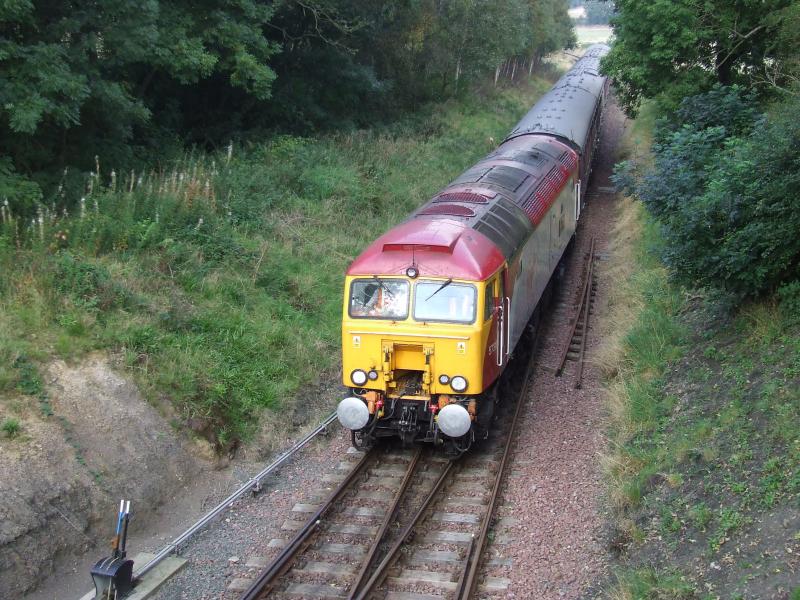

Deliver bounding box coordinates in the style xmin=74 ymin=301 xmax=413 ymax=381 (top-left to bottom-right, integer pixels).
xmin=556 ymin=237 xmax=597 ymax=388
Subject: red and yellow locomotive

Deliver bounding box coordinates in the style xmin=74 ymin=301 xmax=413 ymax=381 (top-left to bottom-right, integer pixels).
xmin=337 ymin=45 xmax=610 ymax=454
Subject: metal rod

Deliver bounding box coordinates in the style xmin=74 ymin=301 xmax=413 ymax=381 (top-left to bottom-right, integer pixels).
xmin=132 ymin=412 xmax=337 ymax=581
xmin=575 ymin=245 xmax=595 ymax=389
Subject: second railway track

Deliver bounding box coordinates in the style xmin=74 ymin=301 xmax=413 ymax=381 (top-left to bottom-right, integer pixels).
xmin=238 ymin=331 xmax=539 ymax=600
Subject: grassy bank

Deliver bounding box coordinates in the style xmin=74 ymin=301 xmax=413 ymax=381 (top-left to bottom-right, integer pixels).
xmin=0 ymin=78 xmax=553 ymax=450
xmin=600 ymin=116 xmax=800 ymax=599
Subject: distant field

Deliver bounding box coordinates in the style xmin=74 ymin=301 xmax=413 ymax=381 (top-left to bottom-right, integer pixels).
xmin=576 ymin=25 xmax=613 ymax=46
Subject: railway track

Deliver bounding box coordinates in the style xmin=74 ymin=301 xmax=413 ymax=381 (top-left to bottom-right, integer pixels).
xmin=555 ymin=236 xmax=597 ymax=388
xmin=237 ymin=334 xmax=538 ymax=600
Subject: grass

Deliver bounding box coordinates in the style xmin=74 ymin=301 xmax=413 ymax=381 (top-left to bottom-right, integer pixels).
xmin=1 ymin=416 xmax=21 ymax=438
xmin=0 ymin=76 xmax=555 ymax=450
xmin=600 ymin=108 xmax=800 ymax=599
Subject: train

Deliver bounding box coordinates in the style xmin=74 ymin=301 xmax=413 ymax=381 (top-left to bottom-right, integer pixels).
xmin=336 ymin=44 xmax=610 ymax=455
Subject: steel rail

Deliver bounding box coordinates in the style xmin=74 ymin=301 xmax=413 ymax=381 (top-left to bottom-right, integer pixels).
xmin=133 ymin=412 xmax=338 ymax=581
xmin=240 ymin=448 xmax=374 ymax=600
xmin=350 ymin=460 xmax=458 ymax=600
xmin=346 ymin=447 xmax=423 ymax=600
xmin=574 ymin=243 xmax=596 ymax=389
xmin=454 ymin=335 xmax=537 ymax=599
xmin=555 ymin=237 xmax=596 ymax=378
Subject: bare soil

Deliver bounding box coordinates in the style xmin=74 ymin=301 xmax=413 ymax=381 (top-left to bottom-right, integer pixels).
xmin=1 ymin=354 xmax=208 ymax=600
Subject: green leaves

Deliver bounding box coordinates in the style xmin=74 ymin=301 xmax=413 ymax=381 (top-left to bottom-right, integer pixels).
xmin=618 ymin=87 xmax=800 ymax=298
xmin=603 ymin=0 xmax=795 ymax=115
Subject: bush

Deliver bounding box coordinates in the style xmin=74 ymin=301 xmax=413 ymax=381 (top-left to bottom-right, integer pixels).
xmin=2 ymin=417 xmax=21 ymax=438
xmin=616 ymin=87 xmax=800 ymax=299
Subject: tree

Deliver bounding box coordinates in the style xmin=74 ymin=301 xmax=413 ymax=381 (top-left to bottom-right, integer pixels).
xmin=602 ymin=0 xmax=795 ymax=115
xmin=1 ymin=1 xmax=279 ymax=175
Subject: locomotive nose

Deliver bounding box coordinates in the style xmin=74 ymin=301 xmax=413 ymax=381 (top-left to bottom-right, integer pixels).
xmin=337 ymin=396 xmax=370 ymax=430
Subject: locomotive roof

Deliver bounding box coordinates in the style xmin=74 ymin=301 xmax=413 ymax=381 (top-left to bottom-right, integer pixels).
xmin=346 ymin=134 xmax=578 ymax=281
xmin=505 ymin=44 xmax=610 ymax=154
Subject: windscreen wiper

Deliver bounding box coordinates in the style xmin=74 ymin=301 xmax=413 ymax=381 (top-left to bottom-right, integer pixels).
xmin=372 ymin=275 xmax=394 ymax=299
xmin=425 ymin=278 xmax=453 ymax=301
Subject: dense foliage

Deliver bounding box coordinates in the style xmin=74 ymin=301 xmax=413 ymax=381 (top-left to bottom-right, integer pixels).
xmin=1 ymin=0 xmax=575 ymax=209
xmin=602 ymin=0 xmax=798 ymax=115
xmin=614 ymin=87 xmax=800 ymax=298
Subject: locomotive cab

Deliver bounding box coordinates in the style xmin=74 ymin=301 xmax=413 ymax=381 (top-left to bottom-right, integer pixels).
xmin=339 ymin=270 xmax=506 ymax=454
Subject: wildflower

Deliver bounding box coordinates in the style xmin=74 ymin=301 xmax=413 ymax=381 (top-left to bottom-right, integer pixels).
xmin=80 ymin=197 xmax=86 ymax=220
xmin=37 ymin=207 xmax=44 ymax=242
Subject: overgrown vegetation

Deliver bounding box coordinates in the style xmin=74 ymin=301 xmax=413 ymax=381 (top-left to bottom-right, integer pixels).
xmin=614 ymin=86 xmax=800 ymax=299
xmin=602 ymin=0 xmax=799 ymax=115
xmin=0 ymin=78 xmax=553 ymax=449
xmin=1 ymin=0 xmax=575 ymax=205
xmin=588 ymin=1 xmax=800 ymax=596
xmin=600 ymin=197 xmax=800 ymax=600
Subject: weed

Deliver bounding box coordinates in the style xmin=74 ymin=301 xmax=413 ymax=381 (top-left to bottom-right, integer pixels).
xmin=1 ymin=417 xmax=21 ymax=438
xmin=688 ymin=502 xmax=712 ymax=530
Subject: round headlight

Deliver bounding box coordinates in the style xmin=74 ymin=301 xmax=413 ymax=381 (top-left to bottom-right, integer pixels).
xmin=337 ymin=397 xmax=370 ymax=430
xmin=437 ymin=403 xmax=471 ymax=437
xmin=438 ymin=374 xmax=450 ymax=385
xmin=368 ymin=369 xmax=379 ymax=381
xmin=450 ymin=376 xmax=468 ymax=393
xmin=351 ymin=369 xmax=368 ymax=386
xmin=406 ymin=266 xmax=419 ymax=278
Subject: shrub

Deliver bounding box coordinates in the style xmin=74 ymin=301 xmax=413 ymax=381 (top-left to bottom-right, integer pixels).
xmin=615 ymin=87 xmax=800 ymax=299
xmin=2 ymin=417 xmax=21 ymax=438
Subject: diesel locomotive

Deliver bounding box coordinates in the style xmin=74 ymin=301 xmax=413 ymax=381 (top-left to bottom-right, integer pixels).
xmin=336 ymin=45 xmax=610 ymax=455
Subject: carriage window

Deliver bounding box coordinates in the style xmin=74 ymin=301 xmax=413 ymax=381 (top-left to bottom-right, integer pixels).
xmin=413 ymin=281 xmax=476 ymax=324
xmin=484 ymin=280 xmax=495 ymax=321
xmin=349 ymin=279 xmax=409 ymax=320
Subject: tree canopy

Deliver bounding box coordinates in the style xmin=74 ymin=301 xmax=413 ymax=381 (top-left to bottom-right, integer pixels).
xmin=602 ymin=0 xmax=797 ymax=115
xmin=0 ymin=0 xmax=576 ymax=203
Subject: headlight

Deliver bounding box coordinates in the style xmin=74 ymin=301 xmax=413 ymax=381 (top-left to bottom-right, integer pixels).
xmin=438 ymin=374 xmax=450 ymax=385
xmin=437 ymin=403 xmax=471 ymax=437
xmin=368 ymin=369 xmax=379 ymax=381
xmin=450 ymin=376 xmax=468 ymax=393
xmin=351 ymin=369 xmax=368 ymax=386
xmin=337 ymin=397 xmax=370 ymax=430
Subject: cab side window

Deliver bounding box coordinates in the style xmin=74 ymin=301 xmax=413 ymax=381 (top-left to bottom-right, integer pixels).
xmin=484 ymin=279 xmax=495 ymax=321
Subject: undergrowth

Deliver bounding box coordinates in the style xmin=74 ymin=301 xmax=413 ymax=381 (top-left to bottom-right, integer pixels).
xmin=0 ymin=77 xmax=553 ymax=449
xmin=601 ymin=109 xmax=800 ymax=600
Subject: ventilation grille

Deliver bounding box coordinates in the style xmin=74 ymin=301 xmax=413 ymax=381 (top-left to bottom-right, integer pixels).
xmin=418 ymin=204 xmax=476 ymax=217
xmin=519 ymin=165 xmax=570 ymax=225
xmin=472 ymin=197 xmax=533 ymax=258
xmin=434 ymin=191 xmax=495 ymax=204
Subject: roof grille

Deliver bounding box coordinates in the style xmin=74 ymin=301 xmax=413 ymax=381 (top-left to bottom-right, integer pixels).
xmin=520 ymin=165 xmax=570 ymax=225
xmin=418 ymin=204 xmax=476 ymax=217
xmin=435 ymin=191 xmax=494 ymax=204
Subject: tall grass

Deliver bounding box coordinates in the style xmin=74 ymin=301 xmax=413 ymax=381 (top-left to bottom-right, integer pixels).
xmin=0 ymin=78 xmax=553 ymax=449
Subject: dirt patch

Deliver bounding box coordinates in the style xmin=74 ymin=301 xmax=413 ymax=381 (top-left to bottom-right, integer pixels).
xmin=0 ymin=354 xmax=205 ymax=598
